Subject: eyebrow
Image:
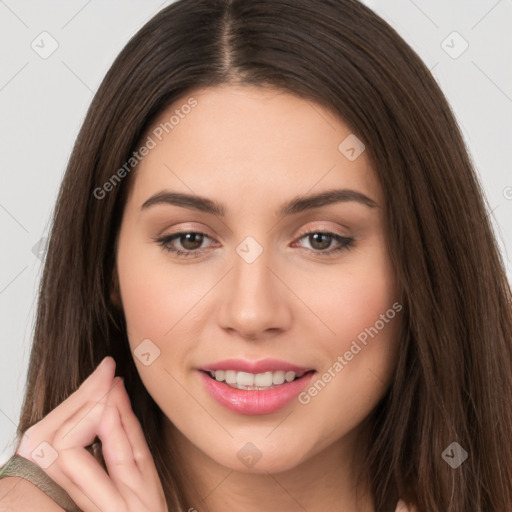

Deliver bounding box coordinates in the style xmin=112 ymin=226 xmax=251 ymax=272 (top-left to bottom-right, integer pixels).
xmin=141 ymin=188 xmax=378 ymax=217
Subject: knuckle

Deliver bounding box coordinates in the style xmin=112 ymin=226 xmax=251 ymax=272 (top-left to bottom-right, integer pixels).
xmin=132 ymin=447 xmax=148 ymax=462
xmin=54 ymin=406 xmax=104 ymax=448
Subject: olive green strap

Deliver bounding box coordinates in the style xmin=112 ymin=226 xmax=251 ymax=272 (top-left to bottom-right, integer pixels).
xmin=0 ymin=454 xmax=81 ymax=512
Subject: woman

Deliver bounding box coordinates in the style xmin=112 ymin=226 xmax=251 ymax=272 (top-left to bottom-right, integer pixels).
xmin=1 ymin=0 xmax=511 ymax=511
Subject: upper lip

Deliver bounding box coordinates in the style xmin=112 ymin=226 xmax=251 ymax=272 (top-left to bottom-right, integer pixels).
xmin=200 ymin=358 xmax=314 ymax=374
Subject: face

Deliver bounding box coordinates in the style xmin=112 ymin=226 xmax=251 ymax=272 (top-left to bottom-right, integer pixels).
xmin=115 ymin=84 xmax=401 ymax=474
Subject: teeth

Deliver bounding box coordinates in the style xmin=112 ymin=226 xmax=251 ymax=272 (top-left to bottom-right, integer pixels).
xmin=272 ymin=371 xmax=285 ymax=385
xmin=225 ymin=370 xmax=237 ymax=384
xmin=209 ymin=369 xmax=306 ymax=390
xmin=254 ymin=372 xmax=273 ymax=387
xmin=238 ymin=371 xmax=255 ymax=386
xmin=285 ymin=371 xmax=296 ymax=382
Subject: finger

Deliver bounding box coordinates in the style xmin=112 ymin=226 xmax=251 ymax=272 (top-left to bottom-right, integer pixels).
xmin=98 ymin=378 xmax=141 ymax=490
xmin=52 ymin=382 xmax=118 ymax=451
xmin=56 ymin=380 xmax=162 ymax=512
xmin=42 ymin=357 xmax=116 ymax=428
xmin=23 ymin=395 xmax=124 ymax=512
xmin=41 ymin=380 xmax=134 ymax=512
xmin=109 ymin=379 xmax=167 ymax=509
xmin=52 ymin=447 xmax=124 ymax=512
xmin=61 ymin=379 xmax=150 ymax=511
xmin=18 ymin=357 xmax=116 ymax=452
xmin=111 ymin=378 xmax=161 ymax=486
xmin=17 ymin=373 xmax=112 ymax=464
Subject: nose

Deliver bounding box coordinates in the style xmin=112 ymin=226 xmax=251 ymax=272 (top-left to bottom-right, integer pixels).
xmin=217 ymin=243 xmax=293 ymax=340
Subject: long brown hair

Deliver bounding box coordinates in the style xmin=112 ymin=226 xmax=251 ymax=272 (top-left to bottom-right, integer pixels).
xmin=16 ymin=0 xmax=512 ymax=510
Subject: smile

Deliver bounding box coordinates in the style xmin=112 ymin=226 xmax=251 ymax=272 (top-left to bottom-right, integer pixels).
xmin=198 ymin=360 xmax=316 ymax=415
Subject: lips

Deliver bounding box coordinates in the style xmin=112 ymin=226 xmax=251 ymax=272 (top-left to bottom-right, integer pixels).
xmin=198 ymin=358 xmax=316 ymax=415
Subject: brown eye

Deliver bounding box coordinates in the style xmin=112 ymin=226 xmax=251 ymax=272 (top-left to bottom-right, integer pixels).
xmin=294 ymin=230 xmax=354 ymax=256
xmin=154 ymin=231 xmax=213 ymax=257
xmin=179 ymin=232 xmax=205 ymax=250
xmin=308 ymin=233 xmax=334 ymax=251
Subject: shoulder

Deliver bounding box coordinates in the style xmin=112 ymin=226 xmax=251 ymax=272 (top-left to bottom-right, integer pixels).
xmin=0 ymin=476 xmax=66 ymax=512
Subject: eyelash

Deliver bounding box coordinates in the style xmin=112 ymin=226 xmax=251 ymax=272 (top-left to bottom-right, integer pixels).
xmin=153 ymin=228 xmax=354 ymax=258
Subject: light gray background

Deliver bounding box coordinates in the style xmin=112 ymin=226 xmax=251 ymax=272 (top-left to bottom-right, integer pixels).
xmin=1 ymin=0 xmax=511 ymax=463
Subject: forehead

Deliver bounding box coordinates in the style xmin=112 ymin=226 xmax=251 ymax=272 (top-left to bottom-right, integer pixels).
xmin=127 ymin=84 xmax=382 ymax=209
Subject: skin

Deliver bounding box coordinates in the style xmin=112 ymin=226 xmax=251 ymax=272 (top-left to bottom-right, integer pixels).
xmin=114 ymin=84 xmax=403 ymax=512
xmin=9 ymin=84 xmax=404 ymax=512
xmin=15 ymin=358 xmax=167 ymax=511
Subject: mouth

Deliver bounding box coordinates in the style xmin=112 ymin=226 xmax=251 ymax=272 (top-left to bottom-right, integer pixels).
xmin=197 ymin=361 xmax=316 ymax=415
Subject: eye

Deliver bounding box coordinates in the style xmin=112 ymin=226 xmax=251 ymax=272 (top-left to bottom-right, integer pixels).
xmin=154 ymin=228 xmax=355 ymax=258
xmin=293 ymin=229 xmax=354 ymax=256
xmin=154 ymin=231 xmax=216 ymax=257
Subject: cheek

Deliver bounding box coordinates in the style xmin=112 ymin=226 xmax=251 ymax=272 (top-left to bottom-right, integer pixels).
xmin=287 ymin=270 xmax=401 ymax=463
xmin=301 ymin=241 xmax=398 ymax=351
xmin=117 ymin=254 xmax=172 ymax=344
xmin=332 ymin=262 xmax=397 ymax=345
xmin=298 ymin=241 xmax=400 ymax=406
xmin=116 ymin=231 xmax=204 ymax=345
xmin=115 ymin=233 xmax=206 ymax=413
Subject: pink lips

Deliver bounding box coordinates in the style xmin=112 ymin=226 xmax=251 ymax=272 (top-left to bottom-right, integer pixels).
xmin=198 ymin=358 xmax=315 ymax=415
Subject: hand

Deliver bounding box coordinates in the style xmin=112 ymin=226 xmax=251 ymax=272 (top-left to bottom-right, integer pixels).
xmin=16 ymin=356 xmax=168 ymax=512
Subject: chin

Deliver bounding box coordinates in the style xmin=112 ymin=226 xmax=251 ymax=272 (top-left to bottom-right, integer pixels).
xmin=201 ymin=435 xmax=314 ymax=475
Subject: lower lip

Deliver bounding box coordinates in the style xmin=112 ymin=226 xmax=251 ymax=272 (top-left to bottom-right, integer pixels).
xmin=199 ymin=371 xmax=315 ymax=415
